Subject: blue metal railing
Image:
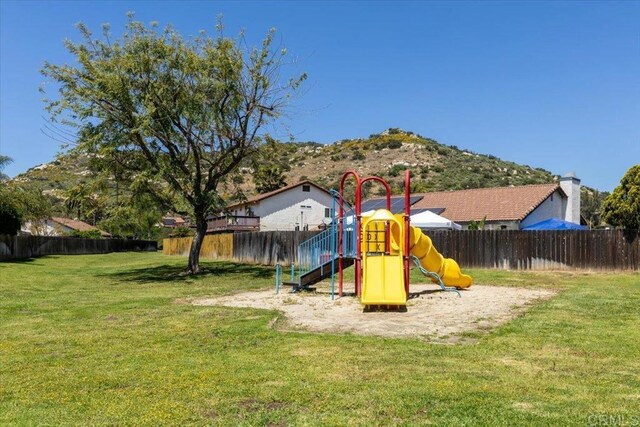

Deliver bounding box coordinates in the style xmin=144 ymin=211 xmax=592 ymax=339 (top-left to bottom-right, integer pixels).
xmin=341 ymin=224 xmax=357 ymax=258
xmin=274 ymin=190 xmax=359 ymax=296
xmin=298 ymin=227 xmax=336 ymax=278
xmin=275 ymin=264 xmax=282 ymax=294
xmin=329 ymin=189 xmax=357 ymax=259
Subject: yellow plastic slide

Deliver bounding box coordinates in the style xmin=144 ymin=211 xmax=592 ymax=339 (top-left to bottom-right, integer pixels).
xmin=360 ymin=210 xmax=407 ymax=305
xmin=408 ymin=226 xmax=473 ymax=289
xmin=361 ymin=255 xmax=407 ymax=305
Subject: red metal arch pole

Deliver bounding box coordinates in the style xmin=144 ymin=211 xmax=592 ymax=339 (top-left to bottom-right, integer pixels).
xmin=404 ymin=170 xmax=411 ymax=298
xmin=359 ymin=177 xmax=392 ymax=211
xmin=339 ymin=171 xmax=362 ymax=297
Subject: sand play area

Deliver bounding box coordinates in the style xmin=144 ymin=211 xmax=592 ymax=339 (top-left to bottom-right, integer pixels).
xmin=190 ymin=282 xmax=555 ymax=343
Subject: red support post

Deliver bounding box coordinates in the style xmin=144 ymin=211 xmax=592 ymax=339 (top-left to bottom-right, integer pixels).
xmin=340 ymin=171 xmax=362 ymax=297
xmin=403 ymin=170 xmax=411 ymax=298
xmin=338 ymin=194 xmax=344 ymax=297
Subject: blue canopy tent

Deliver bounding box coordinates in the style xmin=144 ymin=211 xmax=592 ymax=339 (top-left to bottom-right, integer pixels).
xmin=522 ymin=218 xmax=588 ymax=230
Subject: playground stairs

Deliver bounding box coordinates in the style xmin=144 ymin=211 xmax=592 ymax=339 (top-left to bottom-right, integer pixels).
xmin=283 ymin=257 xmax=354 ymax=292
xmin=279 ymin=220 xmax=357 ymax=293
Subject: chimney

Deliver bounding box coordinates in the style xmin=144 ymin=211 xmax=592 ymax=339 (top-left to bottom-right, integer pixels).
xmin=559 ymin=171 xmax=581 ymax=224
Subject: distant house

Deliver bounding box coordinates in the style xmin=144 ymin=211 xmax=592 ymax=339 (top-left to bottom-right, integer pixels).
xmin=410 ymin=173 xmax=582 ymax=230
xmin=160 ymin=216 xmax=187 ymax=228
xmin=207 ymin=181 xmax=334 ymax=233
xmin=21 ymin=217 xmax=112 ymax=237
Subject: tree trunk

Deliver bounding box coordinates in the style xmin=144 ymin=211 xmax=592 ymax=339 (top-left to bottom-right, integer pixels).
xmin=187 ymin=211 xmax=207 ymax=274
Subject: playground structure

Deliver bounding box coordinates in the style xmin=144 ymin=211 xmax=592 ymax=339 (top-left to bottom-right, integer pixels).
xmin=276 ymin=170 xmax=472 ymax=308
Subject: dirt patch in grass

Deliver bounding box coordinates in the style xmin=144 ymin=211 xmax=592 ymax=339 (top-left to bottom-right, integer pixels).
xmin=189 ymin=282 xmax=555 ymax=343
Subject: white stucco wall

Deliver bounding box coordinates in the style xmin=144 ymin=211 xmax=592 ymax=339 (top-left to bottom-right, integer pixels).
xmin=236 ymin=184 xmax=334 ymax=231
xmin=520 ymin=189 xmax=566 ymax=228
xmin=21 ymin=220 xmax=71 ymax=236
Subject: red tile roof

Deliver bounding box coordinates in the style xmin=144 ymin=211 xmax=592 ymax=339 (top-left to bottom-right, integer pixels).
xmin=51 ymin=217 xmax=112 ymax=237
xmin=227 ymin=181 xmax=331 ymax=208
xmin=411 ymin=183 xmax=563 ymax=222
xmin=161 ymin=217 xmax=186 ymax=227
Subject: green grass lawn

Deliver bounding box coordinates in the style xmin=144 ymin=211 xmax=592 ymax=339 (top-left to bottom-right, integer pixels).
xmin=1 ymin=252 xmax=638 ymax=426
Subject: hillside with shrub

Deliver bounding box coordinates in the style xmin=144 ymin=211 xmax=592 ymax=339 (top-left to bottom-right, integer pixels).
xmin=236 ymin=128 xmax=555 ymax=198
xmin=12 ymin=128 xmax=559 ymax=209
xmin=13 ymin=128 xmax=616 ymax=236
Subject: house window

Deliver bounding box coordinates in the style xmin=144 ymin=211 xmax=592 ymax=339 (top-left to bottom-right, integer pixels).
xmin=500 ymin=225 xmax=507 ymax=230
xmin=302 ymin=185 xmax=311 ymax=192
xmin=551 ymin=193 xmax=554 ymax=201
xmin=324 ymin=208 xmax=331 ymax=218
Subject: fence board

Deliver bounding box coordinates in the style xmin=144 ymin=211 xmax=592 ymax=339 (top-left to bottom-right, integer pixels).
xmin=426 ymin=229 xmax=638 ymax=271
xmin=233 ymin=231 xmax=318 ymax=265
xmin=162 ymin=234 xmax=233 ymax=259
xmin=0 ymin=235 xmax=157 ymax=261
xmin=161 ymin=229 xmax=640 ymax=270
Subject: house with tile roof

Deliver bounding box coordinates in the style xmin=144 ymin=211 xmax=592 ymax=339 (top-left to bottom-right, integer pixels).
xmin=410 ymin=172 xmax=582 ymax=230
xmin=160 ymin=216 xmax=188 ymax=228
xmin=21 ymin=217 xmax=112 ymax=237
xmin=207 ymin=181 xmax=334 ymax=232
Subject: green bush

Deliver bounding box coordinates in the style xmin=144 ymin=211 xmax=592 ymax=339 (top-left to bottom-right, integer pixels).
xmin=388 ymin=140 xmax=402 ymax=149
xmin=602 ymin=165 xmax=640 ymax=230
xmin=436 ymin=147 xmax=449 ymax=156
xmin=0 ymin=198 xmax=22 ymax=235
xmin=388 ymin=164 xmax=406 ymax=177
xmin=351 ymin=150 xmax=366 ymax=161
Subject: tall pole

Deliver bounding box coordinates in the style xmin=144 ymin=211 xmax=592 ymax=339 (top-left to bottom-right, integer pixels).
xmin=340 ymin=171 xmax=362 ymax=297
xmin=330 ymin=194 xmax=337 ymax=300
xmin=355 ymin=183 xmax=362 ymax=296
xmin=404 ymin=169 xmax=411 ymax=298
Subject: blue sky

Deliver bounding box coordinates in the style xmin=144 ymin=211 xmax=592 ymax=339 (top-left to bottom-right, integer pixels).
xmin=1 ymin=1 xmax=638 ymax=191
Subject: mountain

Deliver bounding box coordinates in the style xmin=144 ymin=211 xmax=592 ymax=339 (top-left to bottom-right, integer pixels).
xmin=11 ymin=128 xmax=557 ymax=213
xmin=11 ymin=150 xmax=93 ymax=198
xmin=241 ymin=128 xmax=555 ymax=198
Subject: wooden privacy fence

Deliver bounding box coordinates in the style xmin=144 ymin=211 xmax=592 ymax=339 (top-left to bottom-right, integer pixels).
xmin=0 ymin=235 xmax=157 ymax=261
xmin=163 ymin=234 xmax=233 ymax=259
xmin=164 ymin=231 xmax=318 ymax=265
xmin=164 ymin=229 xmax=639 ymax=271
xmin=232 ymin=231 xmax=318 ymax=265
xmin=427 ymin=230 xmax=639 ymax=271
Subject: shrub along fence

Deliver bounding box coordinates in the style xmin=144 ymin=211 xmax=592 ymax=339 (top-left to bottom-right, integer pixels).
xmin=0 ymin=235 xmax=157 ymax=261
xmin=164 ymin=229 xmax=639 ymax=271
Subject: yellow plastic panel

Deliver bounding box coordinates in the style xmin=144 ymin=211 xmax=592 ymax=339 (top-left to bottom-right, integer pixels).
xmin=361 ymin=255 xmax=407 ymax=305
